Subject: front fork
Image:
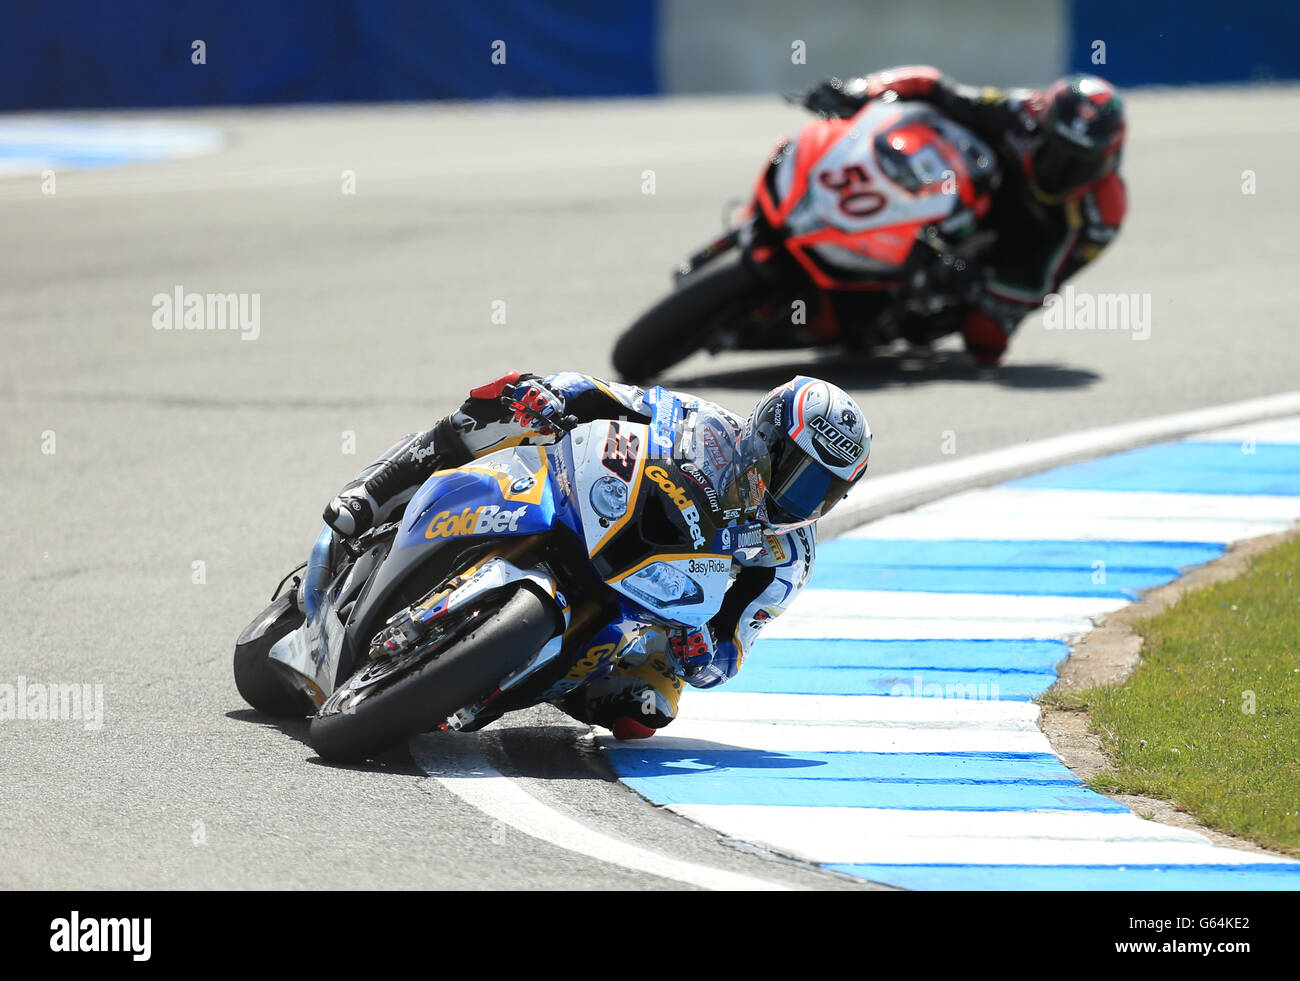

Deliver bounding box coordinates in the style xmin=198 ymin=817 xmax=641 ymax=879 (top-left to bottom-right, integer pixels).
xmin=674 ymin=224 xmax=746 ymax=284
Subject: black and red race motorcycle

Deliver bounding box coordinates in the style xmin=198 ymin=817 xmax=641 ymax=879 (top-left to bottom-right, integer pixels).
xmin=612 ymin=94 xmax=1001 ymax=382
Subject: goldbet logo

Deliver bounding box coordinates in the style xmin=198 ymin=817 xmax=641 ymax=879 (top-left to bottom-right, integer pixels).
xmin=645 ymin=466 xmax=705 ymax=549
xmin=425 ymin=504 xmax=528 ymax=539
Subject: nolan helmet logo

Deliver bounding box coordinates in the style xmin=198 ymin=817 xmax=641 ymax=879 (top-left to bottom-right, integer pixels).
xmin=807 ymin=415 xmax=863 ymax=464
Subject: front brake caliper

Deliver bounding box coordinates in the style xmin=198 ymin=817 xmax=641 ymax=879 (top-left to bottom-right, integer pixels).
xmin=371 ymin=608 xmax=424 ymax=659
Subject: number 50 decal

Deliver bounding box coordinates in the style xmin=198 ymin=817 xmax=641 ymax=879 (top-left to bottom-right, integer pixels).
xmin=818 ymin=164 xmax=887 ymax=218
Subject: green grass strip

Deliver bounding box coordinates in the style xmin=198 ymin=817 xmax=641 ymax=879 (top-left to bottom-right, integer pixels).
xmin=1079 ymin=535 xmax=1300 ymax=855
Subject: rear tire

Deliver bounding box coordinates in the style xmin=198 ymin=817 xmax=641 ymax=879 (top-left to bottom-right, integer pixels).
xmin=309 ymin=586 xmax=562 ymax=764
xmin=612 ymin=261 xmax=766 ymax=383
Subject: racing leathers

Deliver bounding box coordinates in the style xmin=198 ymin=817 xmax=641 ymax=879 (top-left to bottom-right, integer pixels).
xmin=323 ymin=370 xmax=815 ymax=739
xmin=806 ymin=65 xmax=1128 ymax=365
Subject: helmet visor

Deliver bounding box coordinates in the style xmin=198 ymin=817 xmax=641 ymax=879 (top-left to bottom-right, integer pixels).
xmin=1033 ymin=137 xmax=1105 ymax=196
xmin=764 ymin=450 xmax=855 ymax=534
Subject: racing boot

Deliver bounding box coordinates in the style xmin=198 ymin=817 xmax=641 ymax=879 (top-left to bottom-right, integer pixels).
xmin=557 ymin=654 xmax=684 ymax=740
xmin=323 ymin=418 xmax=472 ymax=539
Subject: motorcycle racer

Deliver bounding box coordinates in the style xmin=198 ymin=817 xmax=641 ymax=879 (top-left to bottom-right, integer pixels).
xmin=322 ymin=371 xmax=871 ymax=739
xmin=804 ymin=67 xmax=1127 ymax=366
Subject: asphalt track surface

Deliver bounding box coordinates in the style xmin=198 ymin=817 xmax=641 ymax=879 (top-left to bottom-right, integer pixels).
xmin=2 ymin=87 xmax=1298 ymax=889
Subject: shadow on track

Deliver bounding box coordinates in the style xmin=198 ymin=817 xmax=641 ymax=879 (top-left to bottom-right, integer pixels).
xmin=666 ymin=351 xmax=1100 ymax=392
xmin=225 ymin=708 xmax=423 ymax=774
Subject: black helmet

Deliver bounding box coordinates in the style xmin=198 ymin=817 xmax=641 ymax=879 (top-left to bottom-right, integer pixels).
xmin=731 ymin=377 xmax=872 ymax=534
xmin=1029 ymin=74 xmax=1125 ymax=200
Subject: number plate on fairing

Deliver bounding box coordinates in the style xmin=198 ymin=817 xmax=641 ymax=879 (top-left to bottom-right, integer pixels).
xmin=568 ymin=420 xmax=732 ymax=627
xmin=778 ymin=101 xmax=960 ymax=238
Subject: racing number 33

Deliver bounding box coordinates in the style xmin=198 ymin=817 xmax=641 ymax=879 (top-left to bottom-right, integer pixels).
xmin=602 ymin=422 xmax=640 ymax=481
xmin=818 ymin=164 xmax=886 ymax=218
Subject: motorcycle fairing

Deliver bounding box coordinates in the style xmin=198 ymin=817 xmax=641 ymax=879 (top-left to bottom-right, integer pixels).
xmin=755 ymin=101 xmax=993 ymax=290
xmin=397 ymin=447 xmax=558 ymax=550
xmin=566 ymin=399 xmax=734 ymax=627
xmin=270 ymin=445 xmax=568 ymax=703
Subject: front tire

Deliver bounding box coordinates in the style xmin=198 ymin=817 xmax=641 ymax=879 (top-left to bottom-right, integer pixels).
xmin=309 ymin=585 xmax=562 ymax=764
xmin=612 ymin=261 xmax=766 ymax=383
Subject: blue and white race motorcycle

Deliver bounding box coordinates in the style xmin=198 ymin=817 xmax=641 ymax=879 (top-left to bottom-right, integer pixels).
xmin=234 ymin=391 xmax=761 ymax=763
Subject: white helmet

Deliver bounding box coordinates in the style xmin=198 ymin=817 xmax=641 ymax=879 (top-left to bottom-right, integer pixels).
xmin=734 ymin=377 xmax=872 ymax=533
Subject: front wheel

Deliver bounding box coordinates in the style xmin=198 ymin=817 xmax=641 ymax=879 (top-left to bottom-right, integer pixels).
xmin=309 ymin=585 xmax=562 ymax=764
xmin=612 ymin=261 xmax=767 ymax=383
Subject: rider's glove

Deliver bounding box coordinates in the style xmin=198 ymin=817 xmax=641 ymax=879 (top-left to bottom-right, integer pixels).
xmin=801 ymin=77 xmax=870 ymax=118
xmin=668 ymin=627 xmax=715 ymax=680
xmin=804 ymin=67 xmax=943 ymax=118
xmin=323 ymin=490 xmax=375 ymax=540
xmin=503 ymin=379 xmax=567 ymax=436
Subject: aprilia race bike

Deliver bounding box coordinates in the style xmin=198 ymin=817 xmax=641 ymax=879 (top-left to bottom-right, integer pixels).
xmin=611 ymin=96 xmax=1000 ymax=382
xmin=234 ymin=390 xmax=758 ymax=763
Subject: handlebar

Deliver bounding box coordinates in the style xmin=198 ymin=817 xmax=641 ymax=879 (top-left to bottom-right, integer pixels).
xmin=499 ymin=391 xmax=579 ymax=435
xmin=343 ymin=520 xmax=399 ymax=557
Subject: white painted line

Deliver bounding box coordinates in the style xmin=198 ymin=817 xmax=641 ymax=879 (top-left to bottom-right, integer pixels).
xmin=845 ymin=512 xmax=1292 ymax=544
xmin=681 ymin=691 xmax=1043 ymax=730
xmin=766 ymin=590 xmax=1124 ymax=640
xmin=665 ymin=805 xmax=1299 ymax=866
xmin=782 ymin=837 xmax=1283 ymax=868
xmin=409 ymin=737 xmax=792 ymax=891
xmin=620 ymin=720 xmax=1054 ymax=755
xmin=844 ymin=487 xmax=1300 ymax=544
xmin=820 ymin=391 xmax=1300 ymax=539
xmin=765 ymin=616 xmax=1096 ymax=641
xmin=1191 ymin=414 xmax=1300 ymax=444
xmin=906 ymin=487 xmax=1300 ymax=522
xmin=784 ymin=589 xmax=1127 ymax=623
xmin=672 ymin=806 xmax=1208 ymax=844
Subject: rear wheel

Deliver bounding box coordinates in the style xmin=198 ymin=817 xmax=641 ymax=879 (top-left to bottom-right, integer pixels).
xmin=308 ymin=585 xmax=562 ymax=764
xmin=612 ymin=261 xmax=767 ymax=383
